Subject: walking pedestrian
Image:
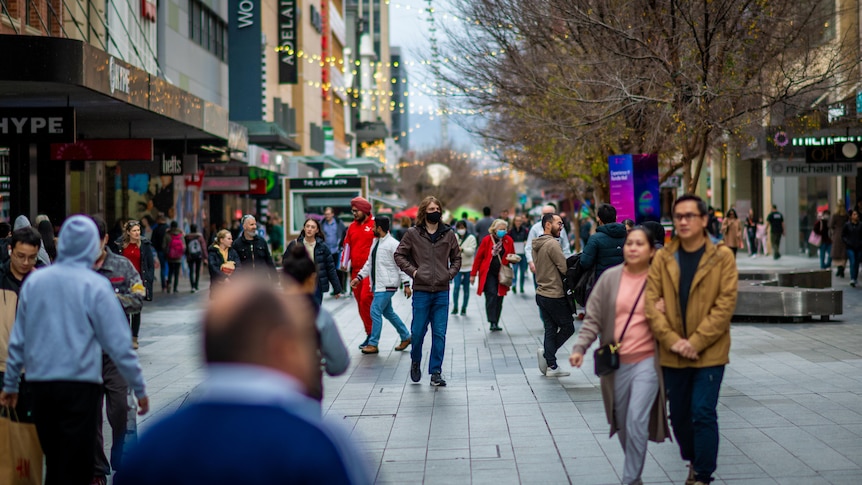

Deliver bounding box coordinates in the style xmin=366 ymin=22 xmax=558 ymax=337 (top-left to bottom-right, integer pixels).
xmin=151 ymin=214 xmax=169 ymax=291
xmin=813 ymin=211 xmax=832 ymax=269
xmin=581 ymin=204 xmax=626 ymax=280
xmin=525 ymin=204 xmax=572 ymax=284
xmin=532 ymin=213 xmax=575 ymax=377
xmin=645 ymin=194 xmax=738 ymax=485
xmin=287 ymin=218 xmax=343 ymax=306
xmin=744 ymin=209 xmax=758 ymax=257
xmin=184 ymin=224 xmax=208 ymax=293
xmin=475 ymin=207 xmax=495 ymax=243
xmin=0 ymin=226 xmax=42 ymax=421
xmin=13 ymin=215 xmax=52 ymax=266
xmin=351 ymin=217 xmax=412 ymax=354
xmin=115 ymin=279 xmax=370 ymax=485
xmin=471 ymin=219 xmax=517 ymax=332
xmin=233 ymin=214 xmax=277 ymax=282
xmin=570 ymin=227 xmax=670 ymax=485
xmin=37 ymin=219 xmax=57 ymax=263
xmin=452 ymin=220 xmax=477 ymax=316
xmin=162 ymin=221 xmax=185 ymax=293
xmin=460 ymin=212 xmax=476 ymax=236
xmin=841 ymin=210 xmax=862 ymax=287
xmin=208 ymin=229 xmax=241 ymax=297
xmin=118 ymin=220 xmax=155 ymax=350
xmin=509 ymin=215 xmax=529 ymax=294
xmin=395 ymin=196 xmax=461 ymax=387
xmin=281 ymin=244 xmax=350 ymax=401
xmin=831 ymin=206 xmax=848 ymax=277
xmin=0 ymin=216 xmax=149 ymax=484
xmin=766 ymin=204 xmax=785 ymax=259
xmin=91 ymin=215 xmax=147 ymax=485
xmin=720 ymin=208 xmax=742 ymax=257
xmin=322 ymin=207 xmax=347 ymax=294
xmin=343 ymin=197 xmax=377 ymax=348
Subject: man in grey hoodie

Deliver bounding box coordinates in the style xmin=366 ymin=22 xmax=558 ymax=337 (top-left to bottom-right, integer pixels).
xmin=0 ymin=215 xmax=149 ymax=484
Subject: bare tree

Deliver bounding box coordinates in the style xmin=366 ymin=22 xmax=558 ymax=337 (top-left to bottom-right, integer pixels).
xmin=439 ymin=0 xmax=855 ymax=193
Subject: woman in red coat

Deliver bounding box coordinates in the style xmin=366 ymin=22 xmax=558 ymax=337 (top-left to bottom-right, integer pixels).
xmin=471 ymin=218 xmax=519 ymax=332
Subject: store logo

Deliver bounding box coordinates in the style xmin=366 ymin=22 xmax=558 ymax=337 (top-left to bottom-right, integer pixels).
xmin=109 ymin=57 xmax=130 ymax=95
xmin=162 ymin=155 xmax=183 ymax=175
xmin=238 ymin=0 xmax=254 ymax=28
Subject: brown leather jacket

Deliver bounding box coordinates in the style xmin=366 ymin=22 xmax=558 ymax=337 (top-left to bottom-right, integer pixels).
xmin=394 ymin=224 xmax=461 ymax=292
xmin=645 ymin=236 xmax=738 ymax=368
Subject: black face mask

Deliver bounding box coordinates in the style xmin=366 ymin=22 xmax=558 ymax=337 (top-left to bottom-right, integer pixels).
xmin=426 ymin=211 xmax=442 ymax=224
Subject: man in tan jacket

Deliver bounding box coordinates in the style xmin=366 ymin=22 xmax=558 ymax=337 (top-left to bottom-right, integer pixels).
xmin=645 ymin=194 xmax=738 ymax=485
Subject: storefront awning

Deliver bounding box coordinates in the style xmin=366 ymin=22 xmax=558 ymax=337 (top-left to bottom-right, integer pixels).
xmin=0 ymin=35 xmax=228 ymax=141
xmin=237 ymin=121 xmax=301 ymax=151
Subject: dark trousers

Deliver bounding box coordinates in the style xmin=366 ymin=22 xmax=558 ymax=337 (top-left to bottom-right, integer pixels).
xmin=94 ymin=355 xmax=129 ymax=477
xmin=156 ymin=250 xmax=168 ymax=288
xmin=483 ymin=274 xmax=504 ymax=324
xmin=746 ymin=228 xmax=757 ymax=255
xmin=663 ymin=365 xmax=725 ymax=483
xmin=0 ymin=372 xmax=34 ymax=422
xmin=188 ymin=257 xmax=202 ymax=290
xmin=536 ymin=295 xmax=575 ymax=367
xmin=129 ymin=313 xmax=141 ymax=338
xmin=31 ymin=381 xmax=102 ymax=485
xmin=167 ymin=262 xmax=181 ymax=292
xmin=770 ymin=232 xmax=782 ymax=259
xmin=331 ymin=253 xmax=346 ymax=294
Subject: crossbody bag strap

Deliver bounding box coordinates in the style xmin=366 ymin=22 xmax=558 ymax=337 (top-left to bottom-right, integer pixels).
xmin=617 ymin=282 xmax=647 ymax=344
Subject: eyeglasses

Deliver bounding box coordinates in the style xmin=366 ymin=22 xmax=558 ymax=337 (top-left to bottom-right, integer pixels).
xmin=673 ymin=213 xmax=703 ymax=222
xmin=351 ymin=209 xmax=361 ymax=213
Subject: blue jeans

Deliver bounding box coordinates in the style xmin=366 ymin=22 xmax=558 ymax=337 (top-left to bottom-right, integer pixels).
xmin=369 ymin=291 xmax=410 ymax=347
xmin=819 ymin=243 xmax=832 ymax=269
xmin=849 ymin=248 xmax=862 ymax=281
xmin=511 ymin=255 xmax=527 ymax=291
xmin=410 ymin=290 xmax=449 ymax=374
xmin=451 ymin=272 xmax=470 ymax=311
xmin=156 ymin=250 xmax=168 ymax=288
xmin=663 ymin=365 xmax=725 ymax=483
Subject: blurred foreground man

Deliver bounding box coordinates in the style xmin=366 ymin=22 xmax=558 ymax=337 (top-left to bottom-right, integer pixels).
xmin=1 ymin=215 xmax=149 ymax=484
xmin=116 ymin=278 xmax=371 ymax=485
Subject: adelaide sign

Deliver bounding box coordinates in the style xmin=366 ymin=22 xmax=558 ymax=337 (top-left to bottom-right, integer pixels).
xmin=279 ymin=0 xmax=298 ymax=84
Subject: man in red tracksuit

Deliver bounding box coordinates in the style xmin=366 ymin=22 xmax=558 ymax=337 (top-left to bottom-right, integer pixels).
xmin=343 ymin=197 xmax=376 ymax=347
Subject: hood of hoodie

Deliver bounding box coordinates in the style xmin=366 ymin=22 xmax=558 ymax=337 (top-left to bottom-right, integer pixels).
xmin=597 ymin=222 xmax=627 ymax=239
xmin=532 ymin=233 xmax=559 ymax=253
xmin=13 ymin=215 xmax=31 ymax=230
xmin=56 ymin=215 xmax=101 ymax=267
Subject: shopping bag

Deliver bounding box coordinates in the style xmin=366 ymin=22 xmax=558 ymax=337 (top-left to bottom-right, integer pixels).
xmin=0 ymin=408 xmax=43 ymax=485
xmin=808 ymin=231 xmax=821 ymax=247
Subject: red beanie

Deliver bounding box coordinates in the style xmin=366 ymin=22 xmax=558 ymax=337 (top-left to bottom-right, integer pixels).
xmin=351 ymin=197 xmax=372 ymax=215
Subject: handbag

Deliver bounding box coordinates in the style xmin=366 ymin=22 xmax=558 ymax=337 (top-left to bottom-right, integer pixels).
xmin=594 ymin=282 xmax=646 ymax=377
xmin=808 ymin=230 xmax=822 ymax=247
xmin=0 ymin=407 xmax=43 ymax=485
xmin=497 ymin=255 xmax=514 ymax=287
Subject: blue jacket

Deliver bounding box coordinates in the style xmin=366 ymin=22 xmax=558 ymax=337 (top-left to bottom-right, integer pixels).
xmin=579 ymin=222 xmax=626 ymax=278
xmin=3 ymin=216 xmax=146 ymax=397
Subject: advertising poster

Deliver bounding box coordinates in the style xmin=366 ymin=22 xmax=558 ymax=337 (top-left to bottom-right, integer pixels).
xmin=608 ymin=154 xmax=635 ymax=223
xmin=632 ymin=153 xmax=660 ymax=223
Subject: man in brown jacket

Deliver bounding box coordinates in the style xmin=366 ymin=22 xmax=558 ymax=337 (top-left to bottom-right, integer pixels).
xmin=395 ymin=196 xmax=461 ymax=387
xmin=645 ymin=194 xmax=738 ymax=485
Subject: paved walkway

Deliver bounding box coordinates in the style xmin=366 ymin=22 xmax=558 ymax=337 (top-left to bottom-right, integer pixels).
xmin=128 ymin=255 xmax=862 ymax=484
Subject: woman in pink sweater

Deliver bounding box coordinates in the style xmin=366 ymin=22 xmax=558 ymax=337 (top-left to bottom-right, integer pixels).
xmin=570 ymin=227 xmax=669 ymax=485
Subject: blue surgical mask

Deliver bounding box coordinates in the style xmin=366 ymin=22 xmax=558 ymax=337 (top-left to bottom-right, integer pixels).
xmin=496 ymin=230 xmax=507 ymax=238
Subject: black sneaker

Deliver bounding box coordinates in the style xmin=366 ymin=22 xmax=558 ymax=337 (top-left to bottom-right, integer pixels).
xmin=451 ymin=308 xmax=458 ymax=315
xmin=410 ymin=361 xmax=421 ymax=382
xmin=460 ymin=309 xmax=466 ymax=316
xmin=358 ymin=335 xmax=370 ymax=350
xmin=430 ymin=372 xmax=446 ymax=387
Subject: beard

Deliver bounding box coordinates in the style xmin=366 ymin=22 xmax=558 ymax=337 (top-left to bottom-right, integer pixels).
xmin=354 ymin=212 xmax=366 ymax=223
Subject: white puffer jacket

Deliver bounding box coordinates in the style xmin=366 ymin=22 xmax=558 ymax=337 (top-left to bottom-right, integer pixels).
xmin=357 ymin=234 xmax=411 ymax=291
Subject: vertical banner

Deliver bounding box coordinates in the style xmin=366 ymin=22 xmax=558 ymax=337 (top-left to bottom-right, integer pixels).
xmin=609 ymin=154 xmax=635 ymax=223
xmin=632 ymin=154 xmax=660 ymax=223
xmin=279 ymin=0 xmax=298 ymax=84
xmin=229 ymin=0 xmax=263 ymax=119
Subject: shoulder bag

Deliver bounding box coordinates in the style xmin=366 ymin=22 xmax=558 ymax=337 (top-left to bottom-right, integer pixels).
xmin=497 ymin=254 xmax=514 ymax=287
xmin=594 ymin=282 xmax=646 ymax=377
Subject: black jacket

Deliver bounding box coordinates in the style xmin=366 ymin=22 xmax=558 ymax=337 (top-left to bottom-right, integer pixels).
xmin=842 ymin=221 xmax=862 ymax=251
xmin=579 ymin=222 xmax=626 ymax=279
xmin=287 ymin=237 xmax=342 ymax=294
xmin=208 ymin=244 xmax=241 ymax=285
xmin=113 ymin=237 xmax=156 ymax=301
xmin=232 ymin=234 xmax=277 ymax=281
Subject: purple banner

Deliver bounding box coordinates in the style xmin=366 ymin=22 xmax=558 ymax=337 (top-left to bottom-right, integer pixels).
xmin=609 ymin=154 xmax=635 ymax=222
xmin=633 ymin=153 xmax=660 ymax=223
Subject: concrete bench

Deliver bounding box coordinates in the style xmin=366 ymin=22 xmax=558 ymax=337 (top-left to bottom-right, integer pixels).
xmin=734 ymin=269 xmax=842 ymax=322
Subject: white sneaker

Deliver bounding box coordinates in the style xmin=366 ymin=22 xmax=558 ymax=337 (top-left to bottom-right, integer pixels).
xmin=851 ymin=280 xmax=857 ymax=288
xmin=537 ymin=347 xmax=548 ymax=375
xmin=545 ymin=366 xmax=570 ymax=377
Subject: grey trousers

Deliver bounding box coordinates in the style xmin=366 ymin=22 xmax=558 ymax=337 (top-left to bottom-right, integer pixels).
xmin=613 ymin=356 xmax=659 ymax=485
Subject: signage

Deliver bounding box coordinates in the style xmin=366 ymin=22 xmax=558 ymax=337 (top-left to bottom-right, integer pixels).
xmin=310 ymin=4 xmax=323 ymax=33
xmin=834 ymin=141 xmax=862 ymax=162
xmin=141 ymin=0 xmax=156 ymax=22
xmin=109 ymin=57 xmax=130 ymax=95
xmin=248 ymin=178 xmax=269 ymax=195
xmin=0 ymin=108 xmax=76 ymax=143
xmin=608 ymin=154 xmax=660 ymax=224
xmin=229 ymin=0 xmax=263 ymax=119
xmin=161 ymin=155 xmax=184 ymax=175
xmin=203 ymin=176 xmax=250 ymax=192
xmin=184 ymin=170 xmax=205 ymax=188
xmin=288 ymin=177 xmax=363 ymax=189
xmin=279 ymin=0 xmax=298 ymax=84
xmin=237 ymin=0 xmax=254 ymax=28
xmin=324 ymin=126 xmax=334 ymax=155
xmin=768 ymin=161 xmax=857 ymax=177
xmin=51 ymin=139 xmax=153 ymax=161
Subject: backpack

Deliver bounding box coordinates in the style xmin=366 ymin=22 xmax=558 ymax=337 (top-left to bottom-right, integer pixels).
xmin=167 ymin=233 xmax=185 ymax=260
xmin=565 ymin=254 xmax=597 ymax=307
xmin=187 ymin=237 xmax=202 ymax=259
